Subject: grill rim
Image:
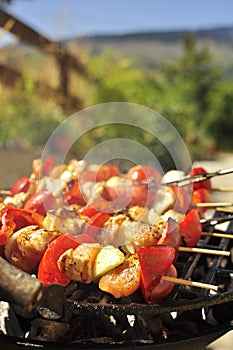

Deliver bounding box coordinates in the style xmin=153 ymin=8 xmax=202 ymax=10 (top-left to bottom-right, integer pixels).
xmin=68 ymin=288 xmax=233 ymax=318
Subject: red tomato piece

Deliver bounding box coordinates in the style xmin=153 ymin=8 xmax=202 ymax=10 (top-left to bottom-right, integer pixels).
xmin=0 ymin=211 xmax=14 ymax=246
xmin=38 ymin=233 xmax=96 ymax=286
xmin=103 ymin=176 xmax=156 ymax=208
xmin=96 ymin=165 xmax=120 ymax=182
xmin=130 ymin=182 xmax=157 ymax=207
xmin=137 ymin=245 xmax=176 ymax=303
xmin=127 ymin=165 xmax=161 ymax=186
xmin=192 ymin=188 xmax=211 ymax=213
xmin=11 ymin=208 xmax=44 ymax=230
xmin=103 ymin=176 xmax=133 ymax=208
xmin=64 ymin=180 xmax=86 ymax=206
xmin=78 ymin=199 xmax=116 ymax=218
xmin=42 ymin=157 xmax=55 ymax=176
xmin=78 ymin=205 xmax=100 ymax=219
xmin=84 ymin=212 xmax=111 ymax=238
xmin=10 ymin=176 xmax=30 ymax=196
xmin=102 ymin=176 xmax=124 ymax=201
xmin=189 ymin=167 xmax=212 ymax=191
xmin=126 ymin=165 xmax=162 ymax=207
xmin=38 ymin=234 xmax=78 ymax=286
xmin=0 ymin=205 xmax=44 ymax=245
xmin=179 ymin=209 xmax=202 ymax=247
xmin=24 ymin=190 xmax=56 ymax=216
xmin=80 ymin=171 xmax=97 ymax=184
xmin=73 ymin=233 xmax=97 ymax=244
xmin=157 ymin=220 xmax=181 ymax=251
xmin=150 ymin=264 xmax=177 ymax=303
xmin=80 ymin=165 xmax=120 ymax=184
xmin=173 ymin=185 xmax=193 ymax=214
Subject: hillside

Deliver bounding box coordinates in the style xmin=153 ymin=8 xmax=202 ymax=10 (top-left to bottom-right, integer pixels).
xmin=1 ymin=25 xmax=233 ymax=78
xmin=71 ymin=26 xmax=233 ymax=77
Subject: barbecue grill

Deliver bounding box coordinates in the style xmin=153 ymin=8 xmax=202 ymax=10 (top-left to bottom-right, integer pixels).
xmin=1 ymin=208 xmax=233 ymax=350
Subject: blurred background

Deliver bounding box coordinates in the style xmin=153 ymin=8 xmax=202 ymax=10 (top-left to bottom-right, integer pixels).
xmin=0 ymin=0 xmax=233 ymax=186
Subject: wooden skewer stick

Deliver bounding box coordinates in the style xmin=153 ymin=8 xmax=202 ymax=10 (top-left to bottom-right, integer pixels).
xmin=212 ymin=187 xmax=233 ymax=192
xmin=0 ymin=190 xmax=11 ymax=195
xmin=162 ymin=275 xmax=218 ymax=291
xmin=202 ymin=231 xmax=233 ymax=239
xmin=215 ymin=207 xmax=233 ymax=214
xmin=178 ymin=246 xmax=230 ymax=256
xmin=196 ymin=202 xmax=233 ymax=208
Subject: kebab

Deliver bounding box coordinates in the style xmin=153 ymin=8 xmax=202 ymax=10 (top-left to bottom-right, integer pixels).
xmin=39 ymin=210 xmax=223 ymax=300
xmin=2 ymin=158 xmax=232 ymax=215
xmin=1 ymin=159 xmax=232 ymax=255
xmin=0 ymin=159 xmax=231 ymax=304
xmin=1 ymin=160 xmax=231 ymax=260
xmin=37 ymin=229 xmax=219 ymax=304
xmin=0 ymin=201 xmax=222 ymax=304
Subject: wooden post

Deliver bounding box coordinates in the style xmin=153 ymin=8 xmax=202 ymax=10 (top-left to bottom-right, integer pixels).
xmin=0 ymin=8 xmax=86 ymax=110
xmin=57 ymin=46 xmax=69 ymax=98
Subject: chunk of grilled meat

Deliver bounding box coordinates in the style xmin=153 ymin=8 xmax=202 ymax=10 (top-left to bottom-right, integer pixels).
xmin=4 ymin=225 xmax=61 ymax=273
xmin=43 ymin=207 xmax=85 ymax=235
xmin=57 ymin=243 xmax=101 ymax=284
xmin=100 ymin=214 xmax=167 ymax=254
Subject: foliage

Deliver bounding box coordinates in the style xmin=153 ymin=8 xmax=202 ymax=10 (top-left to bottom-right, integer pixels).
xmin=206 ymin=82 xmax=233 ymax=150
xmin=0 ymin=75 xmax=66 ymax=149
xmin=0 ymin=33 xmax=232 ymax=162
xmin=142 ymin=33 xmax=222 ymax=158
xmin=84 ymin=33 xmax=230 ymax=160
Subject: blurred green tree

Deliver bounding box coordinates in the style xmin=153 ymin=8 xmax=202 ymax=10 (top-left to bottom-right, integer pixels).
xmin=206 ymin=82 xmax=233 ymax=150
xmin=139 ymin=32 xmax=222 ymax=158
xmin=0 ymin=75 xmax=66 ymax=149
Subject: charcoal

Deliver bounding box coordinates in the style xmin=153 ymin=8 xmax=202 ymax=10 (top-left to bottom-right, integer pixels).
xmin=28 ymin=318 xmax=70 ymax=342
xmin=0 ymin=301 xmax=24 ymax=338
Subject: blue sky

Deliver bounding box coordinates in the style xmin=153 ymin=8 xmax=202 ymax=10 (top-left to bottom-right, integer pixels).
xmin=3 ymin=0 xmax=233 ymax=40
